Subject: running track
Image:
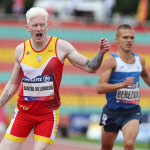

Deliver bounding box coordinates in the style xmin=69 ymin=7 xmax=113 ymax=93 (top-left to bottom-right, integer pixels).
xmin=0 ymin=132 xmax=146 ymax=150
xmin=0 ymin=132 xmax=128 ymax=150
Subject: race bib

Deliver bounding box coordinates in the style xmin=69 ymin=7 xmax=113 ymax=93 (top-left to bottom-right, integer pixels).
xmin=116 ymin=88 xmax=139 ymax=104
xmin=22 ymin=75 xmax=54 ymax=101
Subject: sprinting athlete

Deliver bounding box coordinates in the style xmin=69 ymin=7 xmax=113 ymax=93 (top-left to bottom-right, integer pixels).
xmin=97 ymin=24 xmax=150 ymax=150
xmin=0 ymin=7 xmax=110 ymax=150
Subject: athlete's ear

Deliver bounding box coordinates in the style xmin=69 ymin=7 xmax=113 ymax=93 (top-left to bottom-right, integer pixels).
xmin=25 ymin=24 xmax=30 ymax=32
xmin=46 ymin=22 xmax=49 ymax=31
xmin=115 ymin=36 xmax=119 ymax=44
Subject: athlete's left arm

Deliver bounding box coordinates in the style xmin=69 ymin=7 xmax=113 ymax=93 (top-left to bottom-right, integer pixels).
xmin=140 ymin=55 xmax=150 ymax=86
xmin=64 ymin=38 xmax=110 ymax=73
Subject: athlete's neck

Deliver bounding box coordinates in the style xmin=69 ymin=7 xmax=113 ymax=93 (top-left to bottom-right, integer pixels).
xmin=31 ymin=36 xmax=51 ymax=51
xmin=116 ymin=51 xmax=135 ymax=64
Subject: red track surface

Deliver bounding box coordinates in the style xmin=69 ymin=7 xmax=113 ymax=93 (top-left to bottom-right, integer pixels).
xmin=0 ymin=132 xmax=124 ymax=150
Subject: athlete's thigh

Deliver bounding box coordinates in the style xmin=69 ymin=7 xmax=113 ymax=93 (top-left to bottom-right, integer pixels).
xmin=33 ymin=140 xmax=51 ymax=150
xmin=4 ymin=108 xmax=35 ymax=146
xmin=101 ymin=126 xmax=118 ymax=149
xmin=33 ymin=108 xmax=59 ymax=146
xmin=0 ymin=137 xmax=23 ymax=150
xmin=122 ymin=119 xmax=139 ymax=141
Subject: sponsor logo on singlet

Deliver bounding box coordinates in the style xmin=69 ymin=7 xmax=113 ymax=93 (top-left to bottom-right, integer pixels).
xmin=37 ymin=55 xmax=42 ymax=62
xmin=20 ymin=105 xmax=29 ymax=110
xmin=22 ymin=75 xmax=54 ymax=101
xmin=26 ymin=51 xmax=31 ymax=56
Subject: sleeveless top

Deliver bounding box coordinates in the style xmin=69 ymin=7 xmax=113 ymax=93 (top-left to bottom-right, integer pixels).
xmin=17 ymin=36 xmax=64 ymax=115
xmin=106 ymin=52 xmax=142 ymax=109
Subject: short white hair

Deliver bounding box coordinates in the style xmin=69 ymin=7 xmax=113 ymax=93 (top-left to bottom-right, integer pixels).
xmin=26 ymin=7 xmax=49 ymax=23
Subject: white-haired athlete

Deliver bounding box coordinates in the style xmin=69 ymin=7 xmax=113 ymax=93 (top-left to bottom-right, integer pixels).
xmin=0 ymin=7 xmax=110 ymax=150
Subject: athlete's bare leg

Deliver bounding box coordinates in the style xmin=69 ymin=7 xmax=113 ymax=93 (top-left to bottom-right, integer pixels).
xmin=122 ymin=119 xmax=139 ymax=150
xmin=0 ymin=137 xmax=23 ymax=150
xmin=100 ymin=126 xmax=118 ymax=150
xmin=33 ymin=140 xmax=52 ymax=150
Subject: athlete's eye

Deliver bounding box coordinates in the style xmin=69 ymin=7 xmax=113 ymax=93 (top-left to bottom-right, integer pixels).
xmin=123 ymin=36 xmax=128 ymax=39
xmin=32 ymin=24 xmax=38 ymax=28
xmin=130 ymin=37 xmax=134 ymax=39
xmin=40 ymin=24 xmax=45 ymax=27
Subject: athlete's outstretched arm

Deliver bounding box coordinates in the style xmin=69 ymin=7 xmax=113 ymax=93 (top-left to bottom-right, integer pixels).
xmin=0 ymin=44 xmax=23 ymax=108
xmin=85 ymin=38 xmax=110 ymax=71
xmin=96 ymin=55 xmax=135 ymax=94
xmin=57 ymin=38 xmax=110 ymax=73
xmin=140 ymin=55 xmax=150 ymax=86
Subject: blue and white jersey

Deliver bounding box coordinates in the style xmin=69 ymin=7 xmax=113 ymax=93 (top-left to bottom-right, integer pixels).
xmin=106 ymin=52 xmax=142 ymax=109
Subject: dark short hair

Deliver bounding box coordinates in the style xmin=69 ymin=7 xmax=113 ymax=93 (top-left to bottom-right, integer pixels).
xmin=116 ymin=24 xmax=133 ymax=37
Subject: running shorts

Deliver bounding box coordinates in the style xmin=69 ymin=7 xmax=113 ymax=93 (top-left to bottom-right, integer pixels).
xmin=5 ymin=107 xmax=59 ymax=144
xmin=99 ymin=105 xmax=141 ymax=133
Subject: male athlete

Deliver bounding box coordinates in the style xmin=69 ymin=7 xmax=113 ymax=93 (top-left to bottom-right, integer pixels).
xmin=97 ymin=24 xmax=150 ymax=150
xmin=0 ymin=7 xmax=110 ymax=150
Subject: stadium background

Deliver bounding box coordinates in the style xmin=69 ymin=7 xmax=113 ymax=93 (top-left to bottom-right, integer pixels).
xmin=0 ymin=0 xmax=150 ymax=149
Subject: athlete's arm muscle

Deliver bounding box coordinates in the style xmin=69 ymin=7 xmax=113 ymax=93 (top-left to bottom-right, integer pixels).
xmin=140 ymin=55 xmax=150 ymax=86
xmin=97 ymin=55 xmax=119 ymax=94
xmin=0 ymin=44 xmax=24 ymax=108
xmin=96 ymin=55 xmax=135 ymax=94
xmin=57 ymin=38 xmax=110 ymax=73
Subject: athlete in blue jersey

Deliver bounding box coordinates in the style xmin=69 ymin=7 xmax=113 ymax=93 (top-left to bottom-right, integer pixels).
xmin=97 ymin=24 xmax=150 ymax=150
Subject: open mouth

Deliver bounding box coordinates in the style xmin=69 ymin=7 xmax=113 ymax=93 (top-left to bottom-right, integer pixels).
xmin=127 ymin=44 xmax=132 ymax=47
xmin=36 ymin=33 xmax=42 ymax=38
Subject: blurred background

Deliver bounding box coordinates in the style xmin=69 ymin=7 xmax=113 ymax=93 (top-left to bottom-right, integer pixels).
xmin=0 ymin=0 xmax=150 ymax=149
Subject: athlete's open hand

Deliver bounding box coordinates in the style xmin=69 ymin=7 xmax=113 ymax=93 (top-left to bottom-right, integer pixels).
xmin=123 ymin=77 xmax=135 ymax=87
xmin=99 ymin=38 xmax=111 ymax=54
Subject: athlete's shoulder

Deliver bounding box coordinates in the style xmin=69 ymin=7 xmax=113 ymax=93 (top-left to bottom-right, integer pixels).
xmin=15 ymin=42 xmax=24 ymax=61
xmin=132 ymin=52 xmax=139 ymax=56
xmin=105 ymin=53 xmax=116 ymax=62
xmin=139 ymin=55 xmax=145 ymax=66
xmin=15 ymin=42 xmax=24 ymax=53
xmin=57 ymin=38 xmax=71 ymax=47
xmin=57 ymin=38 xmax=75 ymax=53
xmin=103 ymin=53 xmax=116 ymax=69
xmin=110 ymin=52 xmax=118 ymax=58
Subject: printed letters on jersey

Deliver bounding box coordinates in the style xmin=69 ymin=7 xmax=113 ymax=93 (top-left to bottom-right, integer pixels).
xmin=22 ymin=75 xmax=54 ymax=101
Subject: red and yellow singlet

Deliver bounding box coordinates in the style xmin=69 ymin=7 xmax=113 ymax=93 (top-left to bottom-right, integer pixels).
xmin=17 ymin=36 xmax=64 ymax=115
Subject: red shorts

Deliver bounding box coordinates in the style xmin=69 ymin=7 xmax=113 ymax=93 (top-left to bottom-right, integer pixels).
xmin=5 ymin=107 xmax=59 ymax=145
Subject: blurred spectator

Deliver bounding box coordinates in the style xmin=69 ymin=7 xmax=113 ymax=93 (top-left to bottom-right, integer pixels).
xmin=104 ymin=0 xmax=116 ymax=18
xmin=65 ymin=0 xmax=83 ymax=16
xmin=0 ymin=3 xmax=6 ymax=13
xmin=122 ymin=13 xmax=137 ymax=26
xmin=46 ymin=0 xmax=55 ymax=17
xmin=112 ymin=12 xmax=138 ymax=26
xmin=12 ymin=0 xmax=24 ymax=15
xmin=112 ymin=12 xmax=122 ymax=24
xmin=0 ymin=3 xmax=6 ymax=17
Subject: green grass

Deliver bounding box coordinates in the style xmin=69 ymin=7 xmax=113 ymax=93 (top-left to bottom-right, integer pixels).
xmin=66 ymin=135 xmax=150 ymax=150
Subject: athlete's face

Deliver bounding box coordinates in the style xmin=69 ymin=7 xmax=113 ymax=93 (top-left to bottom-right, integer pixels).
xmin=115 ymin=29 xmax=134 ymax=52
xmin=25 ymin=16 xmax=49 ymax=43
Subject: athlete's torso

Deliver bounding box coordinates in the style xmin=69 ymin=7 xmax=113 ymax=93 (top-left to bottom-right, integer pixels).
xmin=18 ymin=36 xmax=64 ymax=115
xmin=106 ymin=52 xmax=142 ymax=109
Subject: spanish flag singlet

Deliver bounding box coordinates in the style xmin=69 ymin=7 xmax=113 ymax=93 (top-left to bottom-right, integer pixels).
xmin=17 ymin=36 xmax=64 ymax=115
